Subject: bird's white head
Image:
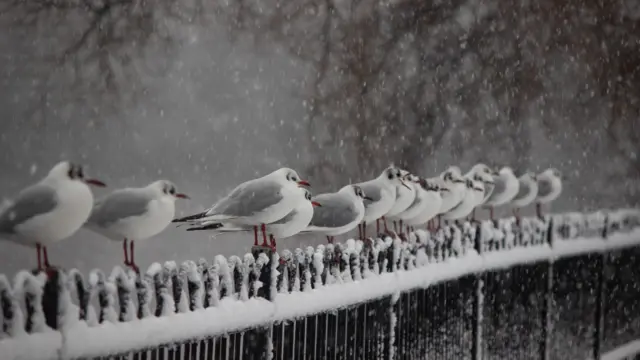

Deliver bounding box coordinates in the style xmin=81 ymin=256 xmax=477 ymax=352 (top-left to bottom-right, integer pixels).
xmin=441 ymin=166 xmax=465 ymax=185
xmin=273 ymin=167 xmax=310 ymax=187
xmin=301 ymin=188 xmax=321 ymax=207
xmin=379 ymin=166 xmax=411 ymax=190
xmin=469 ymin=163 xmax=495 ymax=184
xmin=498 ymin=166 xmax=515 ymax=177
xmin=542 ymin=168 xmax=562 ymax=180
xmin=150 ymin=180 xmax=189 ymax=201
xmin=48 ymin=161 xmax=107 ymax=188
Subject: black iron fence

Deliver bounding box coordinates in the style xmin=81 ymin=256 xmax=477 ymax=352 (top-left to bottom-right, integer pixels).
xmin=1 ymin=209 xmax=640 ymax=360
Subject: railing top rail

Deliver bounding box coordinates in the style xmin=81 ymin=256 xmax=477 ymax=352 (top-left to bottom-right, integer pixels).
xmin=0 ymin=209 xmax=639 ymax=359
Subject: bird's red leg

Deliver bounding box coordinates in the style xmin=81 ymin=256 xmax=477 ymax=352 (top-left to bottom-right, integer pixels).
xmin=399 ymin=220 xmax=404 ymax=234
xmin=253 ymin=226 xmax=258 ymax=246
xmin=358 ymin=224 xmax=362 ymax=239
xmin=36 ymin=244 xmax=42 ymax=271
xmin=471 ymin=209 xmax=476 ymax=221
xmin=376 ymin=219 xmax=380 ymax=234
xmin=269 ymin=234 xmax=276 ymax=250
xmin=393 ymin=221 xmax=398 ymax=233
xmin=123 ymin=238 xmax=129 ymax=266
xmin=261 ymin=224 xmax=268 ymax=246
xmin=536 ymin=203 xmax=542 ymax=218
xmin=383 ymin=217 xmax=389 ymax=233
xmin=362 ymin=222 xmax=367 ymax=239
xmin=43 ymin=246 xmax=50 ymax=268
xmin=129 ymin=240 xmax=139 ymax=273
xmin=326 ymin=236 xmax=333 ymax=244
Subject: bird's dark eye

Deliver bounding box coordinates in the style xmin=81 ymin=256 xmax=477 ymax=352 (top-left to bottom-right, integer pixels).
xmin=77 ymin=166 xmax=84 ymax=179
xmin=387 ymin=172 xmax=394 ymax=180
xmin=170 ymin=187 xmax=176 ymax=195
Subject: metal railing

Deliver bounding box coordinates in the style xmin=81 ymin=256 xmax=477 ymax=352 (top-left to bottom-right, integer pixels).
xmin=1 ymin=209 xmax=640 ymax=360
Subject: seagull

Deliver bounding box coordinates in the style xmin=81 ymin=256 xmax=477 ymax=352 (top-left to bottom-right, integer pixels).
xmin=535 ymin=168 xmax=563 ymax=218
xmin=186 ymin=187 xmax=320 ymax=249
xmin=465 ymin=163 xmax=496 ymax=220
xmin=385 ymin=169 xmax=416 ymax=234
xmin=441 ymin=164 xmax=494 ymax=223
xmin=510 ymin=172 xmax=538 ymax=220
xmin=483 ymin=166 xmax=520 ymax=220
xmin=302 ymin=184 xmax=369 ymax=243
xmin=442 ymin=176 xmax=485 ymax=223
xmin=85 ymin=180 xmax=189 ymax=273
xmin=0 ymin=161 xmax=106 ymax=271
xmin=173 ymin=167 xmax=310 ymax=247
xmin=355 ymin=166 xmax=411 ymax=238
xmin=435 ymin=166 xmax=467 ymax=227
xmin=404 ymin=177 xmax=445 ymax=232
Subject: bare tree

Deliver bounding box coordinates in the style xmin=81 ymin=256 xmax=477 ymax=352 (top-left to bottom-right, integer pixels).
xmin=0 ymin=0 xmax=205 ymax=119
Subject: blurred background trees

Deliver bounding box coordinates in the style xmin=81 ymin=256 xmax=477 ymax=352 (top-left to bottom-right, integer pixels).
xmin=0 ymin=0 xmax=639 ymax=273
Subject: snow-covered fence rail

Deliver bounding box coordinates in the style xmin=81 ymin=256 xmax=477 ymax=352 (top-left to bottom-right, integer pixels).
xmin=1 ymin=209 xmax=640 ymax=360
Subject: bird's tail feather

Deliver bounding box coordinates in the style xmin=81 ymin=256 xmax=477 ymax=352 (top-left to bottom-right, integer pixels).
xmin=173 ymin=211 xmax=208 ymax=223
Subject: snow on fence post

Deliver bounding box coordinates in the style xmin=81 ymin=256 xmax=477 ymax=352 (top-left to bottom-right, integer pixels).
xmin=472 ymin=222 xmax=484 ymax=360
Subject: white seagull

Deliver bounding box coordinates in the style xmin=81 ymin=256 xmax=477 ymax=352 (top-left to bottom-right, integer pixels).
xmin=435 ymin=166 xmax=467 ymax=227
xmin=173 ymin=167 xmax=309 ymax=247
xmin=186 ymin=186 xmax=319 ymax=249
xmin=465 ymin=163 xmax=497 ymax=219
xmin=483 ymin=166 xmax=520 ymax=220
xmin=85 ymin=180 xmax=189 ymax=272
xmin=355 ymin=166 xmax=410 ymax=238
xmin=535 ymin=168 xmax=563 ymax=218
xmin=442 ymin=164 xmax=494 ymax=222
xmin=0 ymin=161 xmax=106 ymax=270
xmin=385 ymin=169 xmax=417 ymax=233
xmin=302 ymin=184 xmax=369 ymax=243
xmin=510 ymin=172 xmax=538 ymax=219
xmin=404 ymin=177 xmax=445 ymax=231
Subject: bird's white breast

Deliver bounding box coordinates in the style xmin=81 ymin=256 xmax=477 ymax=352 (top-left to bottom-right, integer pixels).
xmin=271 ymin=199 xmax=314 ymax=239
xmin=108 ymin=197 xmax=175 ymax=241
xmin=17 ymin=180 xmax=94 ymax=245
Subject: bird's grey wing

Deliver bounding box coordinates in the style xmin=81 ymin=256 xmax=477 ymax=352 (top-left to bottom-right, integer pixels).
xmin=485 ymin=177 xmax=507 ymax=202
xmin=209 ymin=180 xmax=284 ymax=217
xmin=537 ymin=178 xmax=553 ymax=198
xmin=513 ymin=180 xmax=531 ymax=201
xmin=270 ymin=208 xmax=298 ymax=225
xmin=358 ymin=183 xmax=382 ymax=208
xmin=89 ymin=190 xmax=151 ymax=228
xmin=309 ymin=195 xmax=358 ymax=228
xmin=0 ymin=184 xmax=58 ymax=233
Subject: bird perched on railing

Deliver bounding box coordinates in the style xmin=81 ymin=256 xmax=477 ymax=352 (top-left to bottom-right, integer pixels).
xmin=354 ymin=166 xmax=410 ymax=238
xmin=0 ymin=161 xmax=106 ymax=271
xmin=186 ymin=187 xmax=320 ymax=249
xmin=172 ymin=167 xmax=310 ymax=248
xmin=435 ymin=166 xmax=467 ymax=228
xmin=404 ymin=177 xmax=446 ymax=232
xmin=385 ymin=169 xmax=417 ymax=235
xmin=483 ymin=166 xmax=520 ymax=220
xmin=535 ymin=168 xmax=563 ymax=218
xmin=84 ymin=180 xmax=189 ymax=273
xmin=302 ymin=184 xmax=369 ymax=243
xmin=510 ymin=172 xmax=538 ymax=221
xmin=442 ymin=164 xmax=494 ymax=223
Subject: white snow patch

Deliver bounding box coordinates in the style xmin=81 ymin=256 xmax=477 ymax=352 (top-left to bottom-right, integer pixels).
xmin=599 ymin=339 xmax=640 ymax=360
xmin=3 ymin=228 xmax=640 ymax=359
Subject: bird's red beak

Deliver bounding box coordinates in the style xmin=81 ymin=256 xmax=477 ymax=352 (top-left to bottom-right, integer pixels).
xmin=84 ymin=179 xmax=106 ymax=187
xmin=311 ymin=201 xmax=322 ymax=207
xmin=175 ymin=193 xmax=190 ymax=199
xmin=297 ymin=180 xmax=311 ymax=187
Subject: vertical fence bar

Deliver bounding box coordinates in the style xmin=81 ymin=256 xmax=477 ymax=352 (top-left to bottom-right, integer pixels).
xmin=540 ymin=218 xmax=554 ymax=360
xmin=593 ymin=253 xmax=607 ymax=360
xmin=472 ymin=223 xmax=483 ymax=360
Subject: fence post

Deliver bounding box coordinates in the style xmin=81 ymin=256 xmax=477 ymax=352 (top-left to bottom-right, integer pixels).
xmin=592 ymin=216 xmax=609 ymax=360
xmin=246 ymin=247 xmax=275 ymax=360
xmin=471 ymin=223 xmax=483 ymax=360
xmin=540 ymin=218 xmax=554 ymax=360
xmin=40 ymin=269 xmax=60 ymax=330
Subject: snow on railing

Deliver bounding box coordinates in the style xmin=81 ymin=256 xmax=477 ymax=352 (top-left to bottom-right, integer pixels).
xmin=0 ymin=209 xmax=640 ymax=358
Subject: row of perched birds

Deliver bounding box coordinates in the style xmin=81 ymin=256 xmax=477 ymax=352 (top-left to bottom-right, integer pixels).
xmin=0 ymin=161 xmax=562 ymax=274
